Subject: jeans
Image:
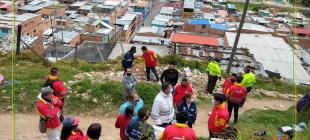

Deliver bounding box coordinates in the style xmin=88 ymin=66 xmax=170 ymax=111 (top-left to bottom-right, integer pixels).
xmin=146 ymin=67 xmax=159 ymax=81
xmin=228 ymin=101 xmax=240 ymax=124
xmin=46 ymin=126 xmax=61 ymax=140
xmin=207 ymin=74 xmax=218 ymax=94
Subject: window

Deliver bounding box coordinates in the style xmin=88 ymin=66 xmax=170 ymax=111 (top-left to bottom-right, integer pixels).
xmin=202 ymin=25 xmax=206 ymax=29
xmin=34 ymin=29 xmax=36 ymax=33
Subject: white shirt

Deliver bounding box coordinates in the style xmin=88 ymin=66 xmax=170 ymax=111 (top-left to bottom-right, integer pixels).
xmin=151 ymin=91 xmax=174 ymax=125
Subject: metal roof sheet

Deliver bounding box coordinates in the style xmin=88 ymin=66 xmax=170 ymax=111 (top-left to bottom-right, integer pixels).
xmin=189 ymin=19 xmax=210 ymax=25
xmin=225 ymin=32 xmax=310 ymax=84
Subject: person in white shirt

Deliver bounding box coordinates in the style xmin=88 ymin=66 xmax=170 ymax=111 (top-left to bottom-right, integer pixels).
xmin=151 ymin=82 xmax=174 ymax=128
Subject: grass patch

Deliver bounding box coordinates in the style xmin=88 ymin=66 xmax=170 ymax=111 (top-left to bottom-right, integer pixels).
xmin=237 ymin=107 xmax=310 ymax=139
xmin=256 ymin=79 xmax=309 ymax=95
xmin=159 ymin=54 xmax=209 ymax=73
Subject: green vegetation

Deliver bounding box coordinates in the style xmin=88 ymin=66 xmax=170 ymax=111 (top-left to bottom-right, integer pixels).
xmin=256 ymin=79 xmax=309 ymax=95
xmin=237 ymin=107 xmax=310 ymax=139
xmin=159 ymin=54 xmax=209 ymax=73
xmin=228 ymin=1 xmax=268 ymax=12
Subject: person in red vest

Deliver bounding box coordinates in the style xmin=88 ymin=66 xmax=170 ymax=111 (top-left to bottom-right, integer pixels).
xmin=44 ymin=68 xmax=68 ymax=108
xmin=115 ymin=106 xmax=134 ymax=140
xmin=227 ymin=76 xmax=247 ymax=124
xmin=160 ymin=111 xmax=197 ymax=140
xmin=37 ymin=87 xmax=64 ymax=140
xmin=61 ymin=117 xmax=84 ymax=140
xmin=139 ymin=46 xmax=160 ymax=83
xmin=173 ymin=77 xmax=193 ymax=106
xmin=208 ymin=93 xmax=229 ymax=138
xmin=222 ymin=73 xmax=237 ymax=95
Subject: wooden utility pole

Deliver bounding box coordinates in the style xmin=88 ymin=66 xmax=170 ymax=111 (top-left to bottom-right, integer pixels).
xmin=16 ymin=25 xmax=22 ymax=55
xmin=225 ymin=0 xmax=250 ymax=75
xmin=50 ymin=15 xmax=57 ymax=61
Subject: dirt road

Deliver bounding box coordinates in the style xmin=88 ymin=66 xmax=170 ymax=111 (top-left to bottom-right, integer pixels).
xmin=0 ymin=98 xmax=292 ymax=140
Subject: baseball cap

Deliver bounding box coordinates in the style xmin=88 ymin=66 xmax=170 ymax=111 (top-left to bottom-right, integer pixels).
xmin=63 ymin=117 xmax=80 ymax=127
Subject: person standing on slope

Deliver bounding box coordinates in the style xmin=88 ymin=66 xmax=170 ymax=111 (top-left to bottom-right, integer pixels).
xmin=242 ymin=66 xmax=256 ymax=94
xmin=206 ymin=58 xmax=222 ymax=94
xmin=138 ymin=46 xmax=160 ymax=83
xmin=60 ymin=117 xmax=84 ymax=140
xmin=160 ymin=111 xmax=197 ymax=140
xmin=122 ymin=68 xmax=138 ymax=98
xmin=161 ymin=61 xmax=179 ymax=87
xmin=208 ymin=93 xmax=229 ymax=138
xmin=122 ymin=46 xmax=137 ymax=71
xmin=227 ymin=76 xmax=247 ymax=124
xmin=115 ymin=106 xmax=134 ymax=140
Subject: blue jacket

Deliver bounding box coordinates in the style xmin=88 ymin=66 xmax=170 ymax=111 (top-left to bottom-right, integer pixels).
xmin=125 ymin=119 xmax=155 ymax=140
xmin=119 ymin=99 xmax=144 ymax=120
xmin=177 ymin=100 xmax=197 ymax=123
xmin=122 ymin=51 xmax=135 ymax=68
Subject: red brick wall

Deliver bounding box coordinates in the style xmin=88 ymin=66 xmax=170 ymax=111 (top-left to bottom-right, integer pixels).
xmin=299 ymin=38 xmax=310 ymax=49
xmin=21 ymin=14 xmax=45 ymax=37
xmin=69 ymin=34 xmax=81 ymax=47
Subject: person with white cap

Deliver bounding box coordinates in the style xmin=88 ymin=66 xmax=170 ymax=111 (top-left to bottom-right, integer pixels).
xmin=60 ymin=116 xmax=84 ymax=140
xmin=36 ymin=87 xmax=64 ymax=140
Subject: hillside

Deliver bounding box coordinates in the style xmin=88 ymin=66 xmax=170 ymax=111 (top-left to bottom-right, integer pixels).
xmin=0 ymin=52 xmax=309 ymax=139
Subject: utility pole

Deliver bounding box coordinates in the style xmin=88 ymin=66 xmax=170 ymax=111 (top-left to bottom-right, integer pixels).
xmin=50 ymin=13 xmax=57 ymax=61
xmin=114 ymin=10 xmax=117 ymax=46
xmin=16 ymin=25 xmax=22 ymax=55
xmin=60 ymin=16 xmax=65 ymax=57
xmin=225 ymin=0 xmax=250 ymax=75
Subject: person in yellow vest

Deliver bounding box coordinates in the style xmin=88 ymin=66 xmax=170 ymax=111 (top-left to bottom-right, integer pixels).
xmin=206 ymin=58 xmax=222 ymax=94
xmin=242 ymin=67 xmax=256 ymax=94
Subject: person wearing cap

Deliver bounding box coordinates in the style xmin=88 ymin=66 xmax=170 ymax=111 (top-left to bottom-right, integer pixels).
xmin=208 ymin=93 xmax=229 ymax=138
xmin=160 ymin=61 xmax=179 ymax=87
xmin=85 ymin=123 xmax=102 ymax=140
xmin=36 ymin=87 xmax=64 ymax=140
xmin=122 ymin=68 xmax=138 ymax=97
xmin=60 ymin=117 xmax=84 ymax=140
xmin=138 ymin=46 xmax=160 ymax=83
xmin=151 ymin=82 xmax=174 ymax=128
xmin=177 ymin=93 xmax=197 ymax=128
xmin=227 ymin=76 xmax=247 ymax=124
xmin=242 ymin=66 xmax=256 ymax=93
xmin=222 ymin=73 xmax=238 ymax=95
xmin=206 ymin=58 xmax=222 ymax=94
xmin=160 ymin=111 xmax=197 ymax=140
xmin=119 ymin=93 xmax=144 ymax=120
xmin=115 ymin=106 xmax=134 ymax=140
xmin=125 ymin=107 xmax=155 ymax=140
xmin=122 ymin=46 xmax=137 ymax=70
xmin=173 ymin=77 xmax=193 ymax=106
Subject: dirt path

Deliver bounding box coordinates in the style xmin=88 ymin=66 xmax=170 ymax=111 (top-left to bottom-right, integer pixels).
xmin=0 ymin=98 xmax=292 ymax=140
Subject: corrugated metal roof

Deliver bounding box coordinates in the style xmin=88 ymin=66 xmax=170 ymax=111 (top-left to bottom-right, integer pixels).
xmin=160 ymin=7 xmax=174 ymax=15
xmin=210 ymin=23 xmax=227 ymax=30
xmin=225 ymin=32 xmax=310 ymax=85
xmin=189 ymin=19 xmax=210 ymax=25
xmin=53 ymin=31 xmax=79 ymax=44
xmin=171 ymin=33 xmax=219 ymax=46
xmin=184 ymin=0 xmax=195 ymax=9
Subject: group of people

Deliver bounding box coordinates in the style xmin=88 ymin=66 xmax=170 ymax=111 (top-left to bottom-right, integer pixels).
xmin=36 ymin=45 xmax=257 ymax=140
xmin=120 ymin=48 xmax=257 ymax=139
xmin=36 ymin=68 xmax=102 ymax=140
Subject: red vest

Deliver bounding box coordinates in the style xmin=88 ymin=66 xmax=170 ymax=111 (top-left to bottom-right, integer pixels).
xmin=53 ymin=81 xmax=68 ymax=99
xmin=208 ymin=103 xmax=229 ymax=134
xmin=36 ymin=96 xmax=63 ymax=129
xmin=142 ymin=50 xmax=158 ymax=67
xmin=227 ymin=84 xmax=247 ymax=104
xmin=161 ymin=123 xmax=197 ymax=140
xmin=115 ymin=114 xmax=132 ymax=140
xmin=173 ymin=83 xmax=193 ymax=106
xmin=222 ymin=78 xmax=234 ymax=94
xmin=68 ymin=129 xmax=85 ymax=140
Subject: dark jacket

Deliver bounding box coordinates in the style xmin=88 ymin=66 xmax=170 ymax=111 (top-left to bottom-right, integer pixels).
xmin=125 ymin=119 xmax=155 ymax=140
xmin=177 ymin=100 xmax=197 ymax=124
xmin=122 ymin=51 xmax=135 ymax=68
xmin=160 ymin=69 xmax=179 ymax=86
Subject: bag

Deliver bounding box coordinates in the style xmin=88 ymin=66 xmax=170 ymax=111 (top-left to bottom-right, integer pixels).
xmin=39 ymin=117 xmax=47 ymax=133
